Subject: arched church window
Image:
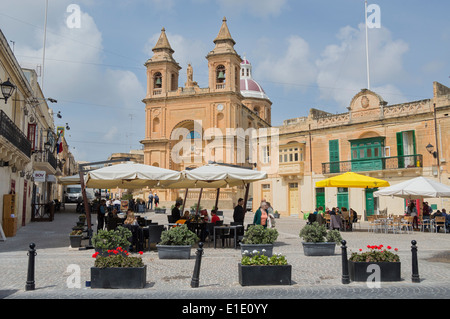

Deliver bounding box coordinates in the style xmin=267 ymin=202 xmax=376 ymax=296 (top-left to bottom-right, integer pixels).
xmin=187 ymin=130 xmax=201 ymax=139
xmin=216 ymin=65 xmax=226 ymax=84
xmin=154 ymin=72 xmax=162 ymax=89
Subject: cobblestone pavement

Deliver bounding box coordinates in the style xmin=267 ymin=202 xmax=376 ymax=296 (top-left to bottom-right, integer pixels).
xmin=1 ymin=205 xmax=450 ymax=301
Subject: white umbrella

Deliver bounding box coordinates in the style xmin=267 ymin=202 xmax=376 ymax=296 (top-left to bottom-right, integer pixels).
xmin=58 ymin=174 xmax=84 ymax=185
xmin=163 ymin=163 xmax=267 ymax=189
xmin=84 ymin=162 xmax=182 ymax=189
xmin=374 ymin=176 xmax=450 ymax=199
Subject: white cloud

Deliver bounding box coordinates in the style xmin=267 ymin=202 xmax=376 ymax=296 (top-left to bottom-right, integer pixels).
xmin=255 ymin=35 xmax=317 ymax=91
xmin=12 ymin=5 xmax=145 ymax=161
xmin=315 ymin=23 xmax=409 ymax=108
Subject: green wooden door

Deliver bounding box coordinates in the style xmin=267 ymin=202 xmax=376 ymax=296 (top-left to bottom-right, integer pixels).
xmin=329 ymin=140 xmax=340 ymax=173
xmin=337 ymin=187 xmax=348 ymax=210
xmin=315 ymin=188 xmax=325 ymax=209
xmin=365 ymin=188 xmax=378 ymax=216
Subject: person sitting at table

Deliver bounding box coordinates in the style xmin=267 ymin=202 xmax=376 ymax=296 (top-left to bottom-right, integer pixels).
xmin=210 ymin=210 xmax=220 ymax=224
xmin=107 ymin=208 xmax=121 ymax=231
xmin=124 ymin=209 xmax=138 ymax=226
xmin=233 ymin=198 xmax=245 ymax=225
xmin=181 ymin=210 xmax=190 ymax=220
xmin=171 ymin=201 xmax=181 ymax=222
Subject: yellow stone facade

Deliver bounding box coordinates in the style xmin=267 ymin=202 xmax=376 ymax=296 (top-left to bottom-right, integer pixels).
xmin=141 ymin=18 xmax=271 ymax=209
xmin=254 ymin=83 xmax=450 ymax=218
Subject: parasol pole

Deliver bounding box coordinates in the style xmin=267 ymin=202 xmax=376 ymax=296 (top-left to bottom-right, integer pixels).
xmin=214 ymin=188 xmax=220 ymax=212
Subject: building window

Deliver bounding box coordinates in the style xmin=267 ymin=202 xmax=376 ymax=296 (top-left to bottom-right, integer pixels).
xmin=279 ymin=146 xmax=302 ymax=163
xmin=262 ymin=146 xmax=270 ymax=164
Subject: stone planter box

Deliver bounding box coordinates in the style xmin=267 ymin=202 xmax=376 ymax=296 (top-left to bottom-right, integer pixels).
xmin=240 ymin=243 xmax=273 ymax=257
xmin=69 ymin=235 xmax=83 ymax=248
xmin=156 ymin=245 xmax=192 ymax=259
xmin=348 ymin=261 xmax=401 ymax=282
xmin=90 ymin=266 xmax=147 ymax=289
xmin=155 ymin=208 xmax=166 ymax=214
xmin=238 ymin=263 xmax=292 ymax=286
xmin=302 ymin=242 xmax=337 ymax=256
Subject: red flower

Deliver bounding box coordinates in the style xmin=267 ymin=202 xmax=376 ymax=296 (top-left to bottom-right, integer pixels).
xmin=367 ymin=245 xmax=371 ymax=249
xmin=139 ymin=251 xmax=143 ymax=255
xmin=92 ymin=252 xmax=99 ymax=258
xmin=359 ymin=249 xmax=363 ymax=252
xmin=387 ymin=246 xmax=392 ymax=250
xmin=394 ymin=248 xmax=398 ymax=252
xmin=113 ymin=250 xmax=118 ymax=254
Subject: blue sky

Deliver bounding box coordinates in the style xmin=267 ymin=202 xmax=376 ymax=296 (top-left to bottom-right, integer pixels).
xmin=0 ymin=0 xmax=449 ymax=163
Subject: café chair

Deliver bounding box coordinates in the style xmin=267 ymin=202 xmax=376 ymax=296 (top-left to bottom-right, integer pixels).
xmin=147 ymin=224 xmax=165 ymax=250
xmin=434 ymin=216 xmax=446 ymax=233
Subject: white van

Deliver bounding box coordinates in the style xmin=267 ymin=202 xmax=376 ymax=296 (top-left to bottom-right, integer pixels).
xmin=65 ymin=185 xmax=95 ymax=203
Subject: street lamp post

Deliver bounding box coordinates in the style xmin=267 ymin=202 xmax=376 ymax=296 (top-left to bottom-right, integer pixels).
xmin=0 ymin=78 xmax=16 ymax=104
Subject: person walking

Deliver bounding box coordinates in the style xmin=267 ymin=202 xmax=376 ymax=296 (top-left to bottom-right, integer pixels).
xmin=97 ymin=199 xmax=106 ymax=232
xmin=253 ymin=201 xmax=269 ymax=228
xmin=154 ymin=193 xmax=159 ymax=208
xmin=233 ymin=198 xmax=245 ymax=225
xmin=147 ymin=192 xmax=154 ymax=210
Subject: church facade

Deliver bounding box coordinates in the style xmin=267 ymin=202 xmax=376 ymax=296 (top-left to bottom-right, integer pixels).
xmin=141 ymin=18 xmax=272 ymax=209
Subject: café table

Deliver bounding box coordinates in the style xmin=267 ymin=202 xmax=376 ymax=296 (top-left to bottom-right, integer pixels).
xmin=214 ymin=224 xmax=244 ymax=249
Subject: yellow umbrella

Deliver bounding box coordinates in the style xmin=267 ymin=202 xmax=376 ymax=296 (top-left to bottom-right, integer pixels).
xmin=316 ymin=172 xmax=390 ymax=188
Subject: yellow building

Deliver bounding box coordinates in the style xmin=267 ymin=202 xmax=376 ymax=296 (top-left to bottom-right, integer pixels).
xmin=254 ymin=83 xmax=450 ymax=219
xmin=141 ymin=18 xmax=271 ymax=209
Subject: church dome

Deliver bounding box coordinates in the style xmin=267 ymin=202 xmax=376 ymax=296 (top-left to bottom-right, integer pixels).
xmin=240 ymin=58 xmax=269 ymax=100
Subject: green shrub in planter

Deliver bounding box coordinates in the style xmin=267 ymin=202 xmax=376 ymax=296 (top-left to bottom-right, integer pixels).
xmin=299 ymin=222 xmax=343 ymax=256
xmin=159 ymin=225 xmax=199 ymax=246
xmin=242 ymin=225 xmax=278 ymax=245
xmin=92 ymin=226 xmax=132 ymax=251
xmin=299 ymin=222 xmax=342 ymax=244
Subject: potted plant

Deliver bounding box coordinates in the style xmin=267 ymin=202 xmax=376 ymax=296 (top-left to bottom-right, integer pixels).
xmin=238 ymin=251 xmax=291 ymax=286
xmin=299 ymin=222 xmax=342 ymax=256
xmin=90 ymin=249 xmax=147 ymax=289
xmin=273 ymin=210 xmax=280 ymax=219
xmin=92 ymin=226 xmax=132 ymax=257
xmin=156 ymin=224 xmax=199 ymax=259
xmin=348 ymin=245 xmax=401 ymax=282
xmin=240 ymin=225 xmax=278 ymax=257
xmin=69 ymin=230 xmax=83 ymax=248
xmin=155 ymin=206 xmax=167 ymax=214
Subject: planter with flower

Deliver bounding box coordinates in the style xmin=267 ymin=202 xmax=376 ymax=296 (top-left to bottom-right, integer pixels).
xmin=299 ymin=222 xmax=343 ymax=256
xmin=238 ymin=251 xmax=291 ymax=286
xmin=92 ymin=226 xmax=133 ymax=257
xmin=240 ymin=225 xmax=279 ymax=257
xmin=156 ymin=224 xmax=199 ymax=259
xmin=90 ymin=249 xmax=146 ymax=289
xmin=69 ymin=229 xmax=83 ymax=248
xmin=348 ymin=245 xmax=401 ymax=282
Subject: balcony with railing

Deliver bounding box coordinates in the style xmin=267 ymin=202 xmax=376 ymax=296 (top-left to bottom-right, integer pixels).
xmin=322 ymin=154 xmax=423 ymax=175
xmin=0 ymin=110 xmax=32 ymax=158
xmin=32 ymin=150 xmax=57 ymax=174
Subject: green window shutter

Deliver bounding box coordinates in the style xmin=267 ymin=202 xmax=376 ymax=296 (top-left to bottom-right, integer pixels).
xmin=396 ymin=132 xmax=404 ymax=169
xmin=329 ymin=140 xmax=340 ymax=173
xmin=411 ymin=130 xmax=416 ymax=155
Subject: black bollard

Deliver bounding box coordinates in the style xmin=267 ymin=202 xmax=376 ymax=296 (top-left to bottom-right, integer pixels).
xmin=191 ymin=242 xmax=204 ymax=288
xmin=411 ymin=240 xmax=420 ymax=283
xmin=26 ymin=243 xmax=37 ymax=291
xmin=341 ymin=240 xmax=350 ymax=284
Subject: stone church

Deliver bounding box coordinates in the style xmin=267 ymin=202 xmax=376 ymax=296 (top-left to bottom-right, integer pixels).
xmin=141 ymin=18 xmax=272 ymax=209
